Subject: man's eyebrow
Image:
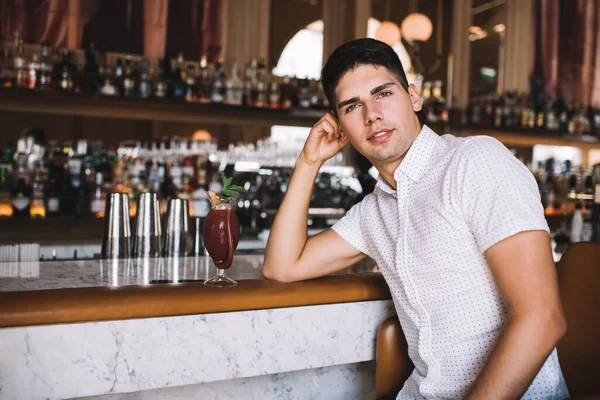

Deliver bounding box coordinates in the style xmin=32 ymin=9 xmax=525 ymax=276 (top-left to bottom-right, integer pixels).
xmin=336 ymin=82 xmax=396 ymax=110
xmin=370 ymin=82 xmax=395 ymax=95
xmin=337 ymin=96 xmax=360 ymax=110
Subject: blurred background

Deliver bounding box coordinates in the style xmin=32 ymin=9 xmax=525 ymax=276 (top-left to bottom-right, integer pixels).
xmin=0 ymin=0 xmax=599 ymax=259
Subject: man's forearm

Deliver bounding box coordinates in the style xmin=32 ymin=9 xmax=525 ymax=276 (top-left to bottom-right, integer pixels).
xmin=466 ymin=314 xmax=565 ymax=399
xmin=263 ymin=155 xmax=321 ymax=280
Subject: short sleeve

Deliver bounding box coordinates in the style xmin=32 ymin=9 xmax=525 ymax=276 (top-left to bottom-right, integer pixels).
xmin=455 ymin=136 xmax=549 ymax=254
xmin=331 ymin=199 xmax=371 ymax=257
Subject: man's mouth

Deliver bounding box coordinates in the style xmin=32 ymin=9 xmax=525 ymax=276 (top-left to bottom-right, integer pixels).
xmin=368 ymin=129 xmax=393 ymax=142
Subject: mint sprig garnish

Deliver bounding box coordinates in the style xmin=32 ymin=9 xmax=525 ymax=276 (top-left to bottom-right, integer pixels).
xmin=220 ymin=173 xmax=246 ymax=200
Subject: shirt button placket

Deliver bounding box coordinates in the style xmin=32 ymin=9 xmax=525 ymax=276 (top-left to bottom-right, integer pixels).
xmin=395 ymin=174 xmax=420 ymax=327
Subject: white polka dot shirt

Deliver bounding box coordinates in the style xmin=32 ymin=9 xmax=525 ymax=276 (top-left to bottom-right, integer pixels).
xmin=332 ymin=125 xmax=569 ymax=399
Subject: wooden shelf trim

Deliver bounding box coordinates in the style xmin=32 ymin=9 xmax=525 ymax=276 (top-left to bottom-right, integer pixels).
xmin=0 ymin=89 xmax=323 ymax=128
xmin=3 ymin=89 xmax=600 ymax=152
xmin=463 ymin=129 xmax=600 ymax=151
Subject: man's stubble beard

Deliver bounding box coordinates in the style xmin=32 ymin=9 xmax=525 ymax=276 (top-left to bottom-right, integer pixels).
xmin=367 ymin=138 xmax=408 ymax=165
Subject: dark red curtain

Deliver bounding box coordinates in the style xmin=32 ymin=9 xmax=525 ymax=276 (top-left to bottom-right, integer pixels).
xmin=534 ymin=0 xmax=600 ymax=104
xmin=164 ymin=0 xmax=221 ymax=61
xmin=80 ymin=0 xmax=144 ymax=54
xmin=143 ymin=0 xmax=168 ymax=58
xmin=532 ymin=0 xmax=559 ymax=97
xmin=0 ymin=0 xmax=69 ymax=47
xmin=1 ymin=0 xmax=222 ymax=60
xmin=201 ymin=0 xmax=222 ymax=62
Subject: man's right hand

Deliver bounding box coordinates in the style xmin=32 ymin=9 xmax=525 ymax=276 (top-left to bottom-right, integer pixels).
xmin=300 ymin=112 xmax=349 ymax=165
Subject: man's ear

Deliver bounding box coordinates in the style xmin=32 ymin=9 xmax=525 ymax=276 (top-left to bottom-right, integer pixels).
xmin=408 ymin=83 xmax=422 ymax=112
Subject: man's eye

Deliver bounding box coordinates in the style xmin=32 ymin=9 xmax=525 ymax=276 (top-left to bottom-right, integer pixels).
xmin=345 ymin=104 xmax=358 ymax=113
xmin=378 ymin=91 xmax=392 ymax=98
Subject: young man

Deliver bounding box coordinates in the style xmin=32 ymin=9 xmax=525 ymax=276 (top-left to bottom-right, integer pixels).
xmin=263 ymin=38 xmax=569 ymax=399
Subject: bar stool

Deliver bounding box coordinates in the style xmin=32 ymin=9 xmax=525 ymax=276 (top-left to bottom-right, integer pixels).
xmin=375 ymin=242 xmax=600 ymax=400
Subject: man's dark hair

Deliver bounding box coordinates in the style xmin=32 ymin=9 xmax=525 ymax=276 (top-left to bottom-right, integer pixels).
xmin=321 ymin=38 xmax=410 ymax=111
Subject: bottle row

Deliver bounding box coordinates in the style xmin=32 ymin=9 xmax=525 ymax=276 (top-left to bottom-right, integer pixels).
xmin=0 ymin=37 xmax=330 ymax=110
xmin=533 ymin=159 xmax=600 ymax=243
xmin=467 ymin=91 xmax=600 ymax=138
xmin=0 ymin=132 xmax=359 ymax=233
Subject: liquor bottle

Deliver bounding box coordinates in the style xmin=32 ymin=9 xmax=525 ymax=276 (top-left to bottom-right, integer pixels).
xmin=582 ymin=175 xmax=594 ymax=242
xmin=309 ymin=80 xmax=320 ymax=109
xmin=54 ymin=50 xmax=76 ymax=91
xmin=44 ymin=177 xmax=61 ymax=217
xmin=90 ymin=172 xmax=106 ymax=218
xmin=113 ymin=57 xmax=124 ymax=95
xmin=184 ymin=64 xmax=198 ymax=102
xmin=66 ymin=141 xmax=88 ymax=216
xmin=243 ymin=59 xmax=257 ymax=106
xmin=99 ymin=66 xmax=118 ymax=96
xmin=138 ymin=58 xmax=152 ymax=99
xmin=12 ymin=177 xmax=31 ymax=217
xmin=178 ymin=175 xmax=193 ymax=203
xmin=545 ymin=97 xmax=560 ymax=133
xmin=254 ymin=59 xmax=267 ymax=107
xmin=80 ymin=42 xmax=100 ymax=94
xmin=171 ymin=52 xmax=186 ymax=99
xmin=121 ymin=57 xmax=135 ymax=97
xmin=132 ymin=60 xmax=141 ymax=95
xmin=0 ymin=166 xmax=13 ymax=217
xmin=570 ymin=203 xmax=583 ymax=243
xmin=74 ymin=170 xmax=92 ymax=217
xmin=169 ymin=160 xmax=183 ymax=191
xmin=225 ymin=63 xmax=243 ymax=106
xmin=155 ymin=56 xmax=172 ymax=98
xmin=559 ymin=105 xmax=569 ymax=133
xmin=211 ymin=59 xmax=225 ymax=104
xmin=30 ymin=165 xmax=46 ymax=219
xmin=191 ymin=171 xmax=211 ymax=218
xmin=566 ymin=173 xmax=578 ymax=215
xmin=590 ymin=105 xmax=600 ymax=138
xmin=26 ymin=54 xmax=39 ymax=90
xmin=14 ymin=36 xmax=28 ymax=88
xmin=38 ymin=41 xmax=53 ymax=90
xmin=269 ymin=79 xmax=281 ymax=109
xmin=45 ymin=144 xmax=65 ymax=216
xmin=592 ymin=164 xmax=600 ymax=241
xmin=280 ymin=76 xmax=294 ymax=109
xmin=58 ymin=65 xmax=73 ymax=91
xmin=0 ymin=48 xmax=10 ymax=88
xmin=196 ymin=55 xmax=212 ymax=104
xmin=297 ymin=78 xmax=311 ymax=108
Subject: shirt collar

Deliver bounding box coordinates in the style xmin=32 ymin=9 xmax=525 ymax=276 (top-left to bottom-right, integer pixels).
xmin=375 ymin=124 xmax=440 ymax=193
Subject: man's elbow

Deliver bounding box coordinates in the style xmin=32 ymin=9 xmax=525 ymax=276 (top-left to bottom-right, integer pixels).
xmin=533 ymin=307 xmax=567 ymax=345
xmin=550 ymin=309 xmax=567 ymax=343
xmin=510 ymin=306 xmax=567 ymax=346
xmin=262 ymin=263 xmax=297 ymax=283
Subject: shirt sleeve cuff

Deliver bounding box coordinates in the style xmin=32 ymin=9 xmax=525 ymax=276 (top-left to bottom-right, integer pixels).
xmin=477 ymin=218 xmax=550 ymax=254
xmin=331 ymin=218 xmax=370 ymax=257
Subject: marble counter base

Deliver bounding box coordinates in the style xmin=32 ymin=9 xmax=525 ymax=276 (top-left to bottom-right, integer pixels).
xmin=83 ymin=361 xmax=375 ymax=400
xmin=0 ymin=300 xmax=394 ymax=400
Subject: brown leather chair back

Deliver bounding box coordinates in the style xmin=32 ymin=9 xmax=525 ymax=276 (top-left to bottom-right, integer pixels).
xmin=375 ymin=315 xmax=413 ymax=399
xmin=557 ymin=242 xmax=600 ymax=398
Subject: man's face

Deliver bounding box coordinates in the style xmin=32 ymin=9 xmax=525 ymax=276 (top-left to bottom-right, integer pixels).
xmin=334 ymin=64 xmax=422 ymax=169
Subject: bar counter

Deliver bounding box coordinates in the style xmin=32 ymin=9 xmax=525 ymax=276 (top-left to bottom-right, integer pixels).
xmin=0 ymin=256 xmax=394 ymax=399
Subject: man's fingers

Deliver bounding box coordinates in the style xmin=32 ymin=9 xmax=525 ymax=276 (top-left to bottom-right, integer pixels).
xmin=311 ymin=113 xmax=341 ymax=142
xmin=321 ymin=120 xmax=336 ymax=140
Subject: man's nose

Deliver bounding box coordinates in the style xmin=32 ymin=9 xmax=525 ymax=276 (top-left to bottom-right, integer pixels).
xmin=364 ymin=102 xmax=383 ymax=125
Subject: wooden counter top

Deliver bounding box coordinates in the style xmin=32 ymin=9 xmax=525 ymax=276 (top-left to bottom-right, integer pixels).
xmin=0 ymin=272 xmax=390 ymax=328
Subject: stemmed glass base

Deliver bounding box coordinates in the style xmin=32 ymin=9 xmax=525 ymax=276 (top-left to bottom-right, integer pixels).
xmin=204 ymin=268 xmax=237 ymax=287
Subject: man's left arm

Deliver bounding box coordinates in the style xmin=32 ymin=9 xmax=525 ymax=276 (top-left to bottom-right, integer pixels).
xmin=465 ymin=230 xmax=566 ymax=399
